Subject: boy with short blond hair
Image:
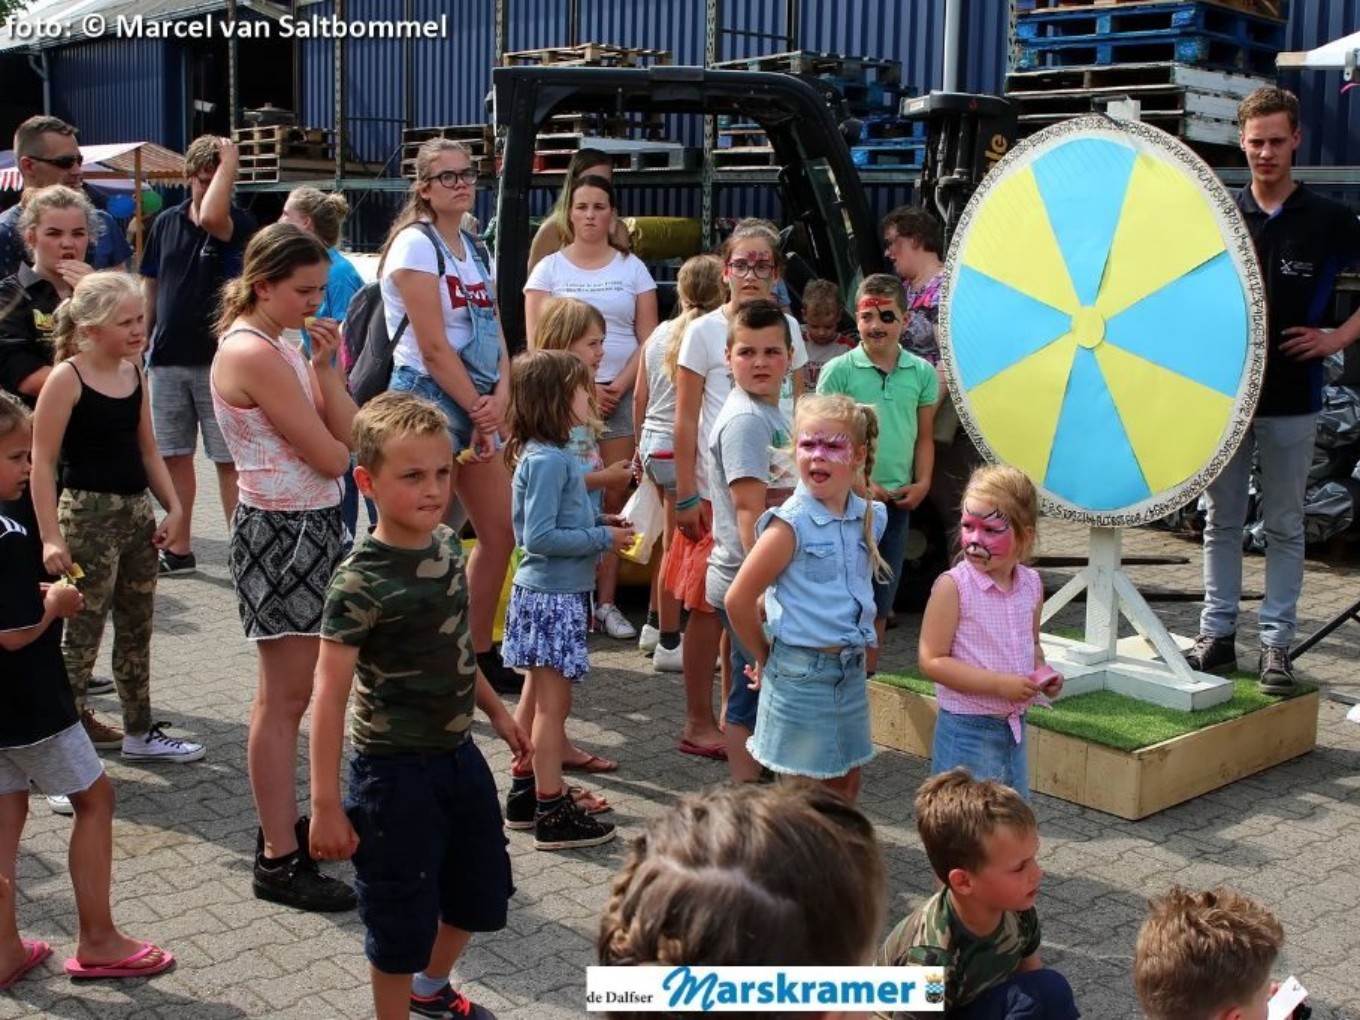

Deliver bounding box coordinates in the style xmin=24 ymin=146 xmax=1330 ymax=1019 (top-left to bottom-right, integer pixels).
xmin=309 ymin=391 xmax=530 ymax=1020
xmin=877 ymin=768 xmax=1077 ymax=1019
xmin=1135 ymin=887 xmax=1290 ymax=1020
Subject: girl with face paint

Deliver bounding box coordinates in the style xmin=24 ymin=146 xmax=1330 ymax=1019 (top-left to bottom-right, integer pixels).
xmin=723 ymin=394 xmax=890 ymax=802
xmin=916 ymin=465 xmax=1061 ymax=800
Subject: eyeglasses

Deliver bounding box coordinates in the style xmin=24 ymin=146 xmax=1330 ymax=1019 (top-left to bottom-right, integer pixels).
xmin=30 ymin=153 xmax=83 ymax=170
xmin=726 ymin=260 xmax=774 ymax=279
xmin=428 ymin=168 xmax=478 ymax=188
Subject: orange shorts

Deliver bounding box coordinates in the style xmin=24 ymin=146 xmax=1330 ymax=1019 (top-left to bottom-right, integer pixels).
xmin=663 ymin=527 xmax=714 ymax=614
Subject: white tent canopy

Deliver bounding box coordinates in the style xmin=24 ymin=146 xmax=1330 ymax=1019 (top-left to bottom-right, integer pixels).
xmin=1276 ymin=30 xmax=1360 ymax=78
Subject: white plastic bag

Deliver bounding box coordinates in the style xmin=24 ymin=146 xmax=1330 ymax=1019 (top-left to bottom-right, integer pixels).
xmin=620 ymin=477 xmax=664 ymax=564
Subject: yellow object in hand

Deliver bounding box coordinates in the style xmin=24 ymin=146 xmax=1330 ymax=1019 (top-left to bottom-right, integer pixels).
xmin=59 ymin=563 xmax=84 ymax=586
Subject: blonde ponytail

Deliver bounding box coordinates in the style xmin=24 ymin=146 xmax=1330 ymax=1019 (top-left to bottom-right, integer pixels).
xmin=664 ymin=253 xmax=724 ymax=381
xmin=857 ymin=403 xmax=892 ymax=583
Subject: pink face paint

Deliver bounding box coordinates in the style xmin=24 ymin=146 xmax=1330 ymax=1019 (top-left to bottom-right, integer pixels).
xmin=796 ymin=431 xmax=854 ymax=464
xmin=960 ymin=504 xmax=1014 ymax=563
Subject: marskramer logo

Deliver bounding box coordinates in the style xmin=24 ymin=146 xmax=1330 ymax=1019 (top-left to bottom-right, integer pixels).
xmin=586 ymin=966 xmax=945 ymax=1012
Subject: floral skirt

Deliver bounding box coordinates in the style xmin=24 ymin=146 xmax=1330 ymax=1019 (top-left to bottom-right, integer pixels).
xmin=501 ymin=586 xmax=591 ymax=681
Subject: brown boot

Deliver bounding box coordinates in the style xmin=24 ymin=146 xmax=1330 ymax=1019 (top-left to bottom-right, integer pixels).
xmin=80 ymin=708 xmax=123 ymax=750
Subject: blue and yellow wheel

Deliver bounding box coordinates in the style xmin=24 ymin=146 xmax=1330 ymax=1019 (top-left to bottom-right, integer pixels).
xmin=940 ymin=116 xmax=1266 ymax=525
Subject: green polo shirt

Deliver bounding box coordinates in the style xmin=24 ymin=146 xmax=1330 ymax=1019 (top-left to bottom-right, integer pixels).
xmin=816 ymin=344 xmax=939 ymax=490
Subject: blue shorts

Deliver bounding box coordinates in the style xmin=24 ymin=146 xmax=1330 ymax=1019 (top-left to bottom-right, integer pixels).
xmin=714 ymin=606 xmax=757 ymax=730
xmin=747 ymin=641 xmax=874 ymax=780
xmin=873 ymin=503 xmax=911 ymax=617
xmin=389 ymin=364 xmax=476 ymax=453
xmin=345 ymin=740 xmax=513 ymax=974
xmin=931 ymin=709 xmax=1030 ymax=801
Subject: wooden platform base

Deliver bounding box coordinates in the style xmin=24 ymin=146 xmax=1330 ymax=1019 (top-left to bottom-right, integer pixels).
xmin=868 ymin=682 xmax=1319 ymax=820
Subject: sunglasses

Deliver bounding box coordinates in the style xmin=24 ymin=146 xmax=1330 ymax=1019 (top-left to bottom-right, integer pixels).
xmin=428 ymin=168 xmax=478 ymax=188
xmin=30 ymin=153 xmax=83 ymax=170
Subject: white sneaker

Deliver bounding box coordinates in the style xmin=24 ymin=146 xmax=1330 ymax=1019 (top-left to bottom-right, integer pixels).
xmin=594 ymin=604 xmax=637 ymax=640
xmin=638 ymin=623 xmax=660 ymax=655
xmin=46 ymin=794 xmax=74 ymax=816
xmin=653 ymin=640 xmax=684 ymax=673
xmin=121 ymin=723 xmax=206 ymax=764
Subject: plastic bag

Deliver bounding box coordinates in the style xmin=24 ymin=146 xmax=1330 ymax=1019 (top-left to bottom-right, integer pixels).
xmin=620 ymin=477 xmax=664 ymax=564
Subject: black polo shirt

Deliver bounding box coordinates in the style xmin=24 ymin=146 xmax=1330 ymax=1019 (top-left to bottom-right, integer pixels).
xmin=0 ymin=263 xmax=62 ymax=408
xmin=141 ymin=199 xmax=256 ymax=368
xmin=1237 ymin=183 xmax=1360 ymax=417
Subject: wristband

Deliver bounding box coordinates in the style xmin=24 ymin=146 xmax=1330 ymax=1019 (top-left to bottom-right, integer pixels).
xmin=676 ymin=494 xmax=701 ymax=512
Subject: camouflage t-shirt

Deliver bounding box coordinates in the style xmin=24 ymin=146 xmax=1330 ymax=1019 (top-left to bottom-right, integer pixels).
xmin=876 ymin=886 xmax=1040 ymax=1017
xmin=321 ymin=524 xmax=477 ymax=753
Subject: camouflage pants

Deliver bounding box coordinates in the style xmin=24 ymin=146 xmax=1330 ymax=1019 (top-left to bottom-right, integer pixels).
xmin=59 ymin=489 xmax=157 ymax=735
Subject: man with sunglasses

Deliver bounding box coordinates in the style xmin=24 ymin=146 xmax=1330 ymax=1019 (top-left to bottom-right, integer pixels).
xmin=140 ymin=135 xmax=257 ymax=576
xmin=0 ymin=115 xmax=133 ymax=279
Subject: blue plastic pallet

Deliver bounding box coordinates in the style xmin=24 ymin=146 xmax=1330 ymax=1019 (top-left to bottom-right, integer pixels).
xmin=1013 ymin=29 xmax=1279 ymax=74
xmin=1015 ymin=1 xmax=1284 ymax=47
xmin=851 ymin=142 xmax=925 ymax=169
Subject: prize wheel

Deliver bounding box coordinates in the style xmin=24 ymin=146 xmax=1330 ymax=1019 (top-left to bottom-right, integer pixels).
xmin=939 ymin=116 xmax=1267 ymax=526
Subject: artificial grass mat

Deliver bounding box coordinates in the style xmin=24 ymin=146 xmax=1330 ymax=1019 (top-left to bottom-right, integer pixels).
xmin=872 ymin=672 xmax=1316 ymax=753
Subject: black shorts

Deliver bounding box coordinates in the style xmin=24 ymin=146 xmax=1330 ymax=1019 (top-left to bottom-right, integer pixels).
xmin=345 ymin=740 xmax=514 ymax=975
xmin=228 ymin=504 xmax=344 ymax=640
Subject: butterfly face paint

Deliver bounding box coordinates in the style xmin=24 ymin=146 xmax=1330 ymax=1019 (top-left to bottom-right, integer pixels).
xmin=796 ymin=431 xmax=854 ymax=465
xmin=960 ymin=504 xmax=1014 ymax=563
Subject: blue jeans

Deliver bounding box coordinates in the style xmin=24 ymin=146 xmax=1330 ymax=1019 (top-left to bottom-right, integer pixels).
xmin=873 ymin=503 xmax=911 ymax=617
xmin=341 ymin=465 xmax=376 ymax=542
xmin=1200 ymin=413 xmax=1316 ymax=648
xmin=714 ymin=606 xmax=757 ymax=729
xmin=954 ymin=969 xmax=1079 ymax=1020
xmin=932 ymin=709 xmax=1029 ymax=800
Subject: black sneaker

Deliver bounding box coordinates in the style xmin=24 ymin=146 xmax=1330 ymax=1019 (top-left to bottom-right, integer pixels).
xmin=251 ymin=817 xmax=357 ymax=912
xmin=411 ymin=981 xmax=498 ymax=1019
xmin=158 ymin=549 xmax=197 ymax=576
xmin=477 ymin=648 xmax=524 ymax=696
xmin=1259 ymin=645 xmax=1298 ymax=695
xmin=86 ymin=675 xmax=115 ymax=695
xmin=1184 ymin=633 xmax=1237 ymax=675
xmin=534 ymin=796 xmax=616 ymax=851
xmin=504 ymin=782 xmax=535 ymax=830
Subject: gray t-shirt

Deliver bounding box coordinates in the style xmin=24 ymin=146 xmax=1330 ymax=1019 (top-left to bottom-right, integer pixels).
xmin=640 ymin=319 xmax=679 ymax=437
xmin=705 ymin=388 xmax=794 ymax=607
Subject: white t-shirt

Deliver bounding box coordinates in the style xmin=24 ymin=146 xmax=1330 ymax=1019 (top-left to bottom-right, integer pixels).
xmin=381 ymin=225 xmax=494 ymax=374
xmin=677 ymin=306 xmax=808 ymax=496
xmin=524 ymin=249 xmax=657 ymax=382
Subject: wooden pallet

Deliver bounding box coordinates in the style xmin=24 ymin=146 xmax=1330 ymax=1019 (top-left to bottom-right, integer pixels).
xmin=1010 ymin=80 xmax=1258 ymax=119
xmin=711 ymin=49 xmax=902 ymax=86
xmin=232 ymin=125 xmax=335 ymax=161
xmin=400 ymin=124 xmax=497 ymax=180
xmin=530 ymin=148 xmax=632 ymax=173
xmin=711 ymin=147 xmax=780 ymax=169
xmin=237 ymin=157 xmax=379 ymax=184
xmin=502 ymin=42 xmax=671 ymax=68
xmin=717 ymin=125 xmax=769 ymax=149
xmin=1014 ymin=30 xmax=1280 ymax=74
xmin=1019 ymin=0 xmax=1284 ymax=18
xmin=1004 ymin=60 xmax=1271 ymax=94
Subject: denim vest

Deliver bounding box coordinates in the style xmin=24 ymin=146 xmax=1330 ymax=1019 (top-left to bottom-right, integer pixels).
xmin=758 ymin=484 xmax=886 ymax=649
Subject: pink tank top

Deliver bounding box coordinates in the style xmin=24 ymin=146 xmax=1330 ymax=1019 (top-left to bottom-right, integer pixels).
xmin=210 ymin=326 xmax=342 ymax=512
xmin=935 ymin=560 xmax=1044 ymax=741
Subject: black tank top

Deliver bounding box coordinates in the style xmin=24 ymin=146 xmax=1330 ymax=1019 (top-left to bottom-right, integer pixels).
xmin=60 ymin=364 xmax=149 ymax=495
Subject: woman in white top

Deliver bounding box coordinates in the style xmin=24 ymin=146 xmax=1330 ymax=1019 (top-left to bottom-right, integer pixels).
xmin=378 ymin=138 xmax=520 ymax=692
xmin=524 ymin=174 xmax=658 ymax=639
xmin=211 ymin=223 xmax=357 ymax=912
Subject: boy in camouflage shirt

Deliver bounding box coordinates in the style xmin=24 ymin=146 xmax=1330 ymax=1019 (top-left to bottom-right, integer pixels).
xmin=877 ymin=769 xmax=1078 ymax=1019
xmin=309 ymin=392 xmax=530 ymax=1020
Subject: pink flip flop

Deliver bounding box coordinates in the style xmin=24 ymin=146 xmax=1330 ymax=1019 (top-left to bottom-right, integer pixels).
xmin=0 ymin=940 xmax=51 ymax=990
xmin=677 ymin=738 xmax=728 ymax=761
xmin=65 ymin=941 xmax=175 ymax=981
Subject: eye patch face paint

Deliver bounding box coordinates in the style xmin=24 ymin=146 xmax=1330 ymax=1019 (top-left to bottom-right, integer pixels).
xmin=857 ymin=297 xmax=901 ymax=326
xmin=796 ymin=431 xmax=854 ymax=464
xmin=960 ymin=504 xmax=1014 ymax=563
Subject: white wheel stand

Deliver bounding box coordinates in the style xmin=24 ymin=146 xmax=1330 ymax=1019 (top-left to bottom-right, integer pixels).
xmin=1040 ymin=527 xmax=1233 ymax=711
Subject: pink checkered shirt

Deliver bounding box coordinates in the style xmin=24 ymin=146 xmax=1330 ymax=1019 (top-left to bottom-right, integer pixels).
xmin=935 ymin=560 xmax=1044 ymax=743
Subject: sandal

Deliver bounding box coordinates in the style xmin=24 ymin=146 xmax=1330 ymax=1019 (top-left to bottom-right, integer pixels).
xmin=65 ymin=941 xmax=175 ymax=981
xmin=0 ymin=940 xmax=50 ymax=990
xmin=562 ymin=752 xmax=618 ymax=774
xmin=568 ymin=785 xmax=612 ymax=815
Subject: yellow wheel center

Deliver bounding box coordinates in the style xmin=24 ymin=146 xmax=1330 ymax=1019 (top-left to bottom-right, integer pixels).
xmin=1072 ymin=306 xmax=1106 ymax=349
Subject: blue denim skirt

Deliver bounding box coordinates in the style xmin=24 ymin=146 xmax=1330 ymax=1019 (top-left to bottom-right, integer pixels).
xmin=747 ymin=641 xmax=874 ymax=779
xmin=389 ymin=365 xmax=475 ymax=452
xmin=931 ymin=708 xmax=1030 ymax=800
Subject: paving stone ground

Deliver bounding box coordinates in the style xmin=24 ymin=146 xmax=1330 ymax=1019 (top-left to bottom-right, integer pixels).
xmin=4 ymin=456 xmax=1360 ymax=1018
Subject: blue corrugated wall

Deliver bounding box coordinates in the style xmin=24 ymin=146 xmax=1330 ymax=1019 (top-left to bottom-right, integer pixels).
xmin=1280 ymin=0 xmax=1360 ymax=168
xmin=49 ymin=37 xmax=184 ymax=150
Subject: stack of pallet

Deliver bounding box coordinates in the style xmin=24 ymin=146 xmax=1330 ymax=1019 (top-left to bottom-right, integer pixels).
xmin=710 ymin=51 xmax=923 ymax=170
xmin=1006 ymin=0 xmax=1289 ymax=164
xmin=403 ymin=43 xmax=693 ymax=179
xmin=232 ymin=125 xmax=376 ymax=184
